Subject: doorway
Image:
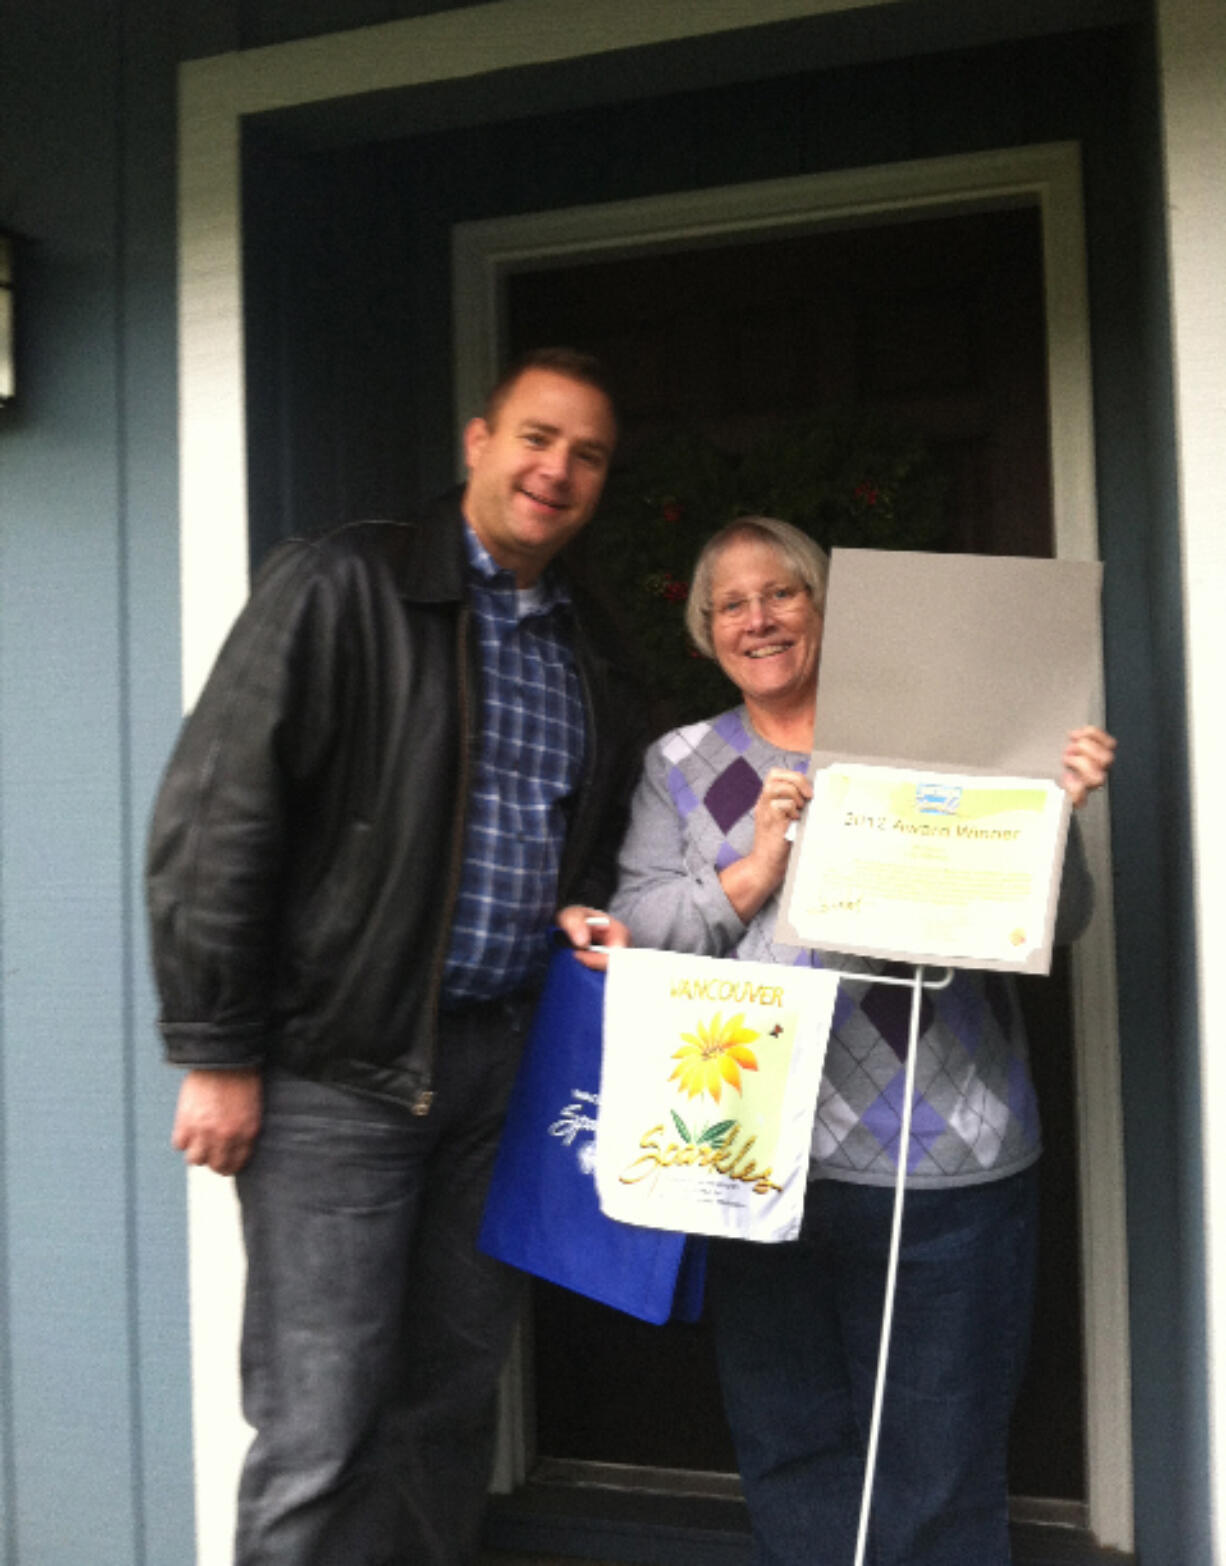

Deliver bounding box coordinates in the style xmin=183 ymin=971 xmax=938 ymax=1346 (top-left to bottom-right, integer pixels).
xmin=453 ymin=146 xmax=1128 ymax=1550
xmin=504 ymin=205 xmax=1081 ymax=1504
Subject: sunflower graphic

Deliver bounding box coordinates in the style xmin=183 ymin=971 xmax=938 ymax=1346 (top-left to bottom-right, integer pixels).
xmin=670 ymin=1012 xmax=760 ymax=1103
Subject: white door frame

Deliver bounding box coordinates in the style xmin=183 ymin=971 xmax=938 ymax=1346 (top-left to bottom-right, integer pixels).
xmin=452 ymin=143 xmax=1131 ymax=1550
xmin=177 ymin=6 xmax=1131 ymax=1557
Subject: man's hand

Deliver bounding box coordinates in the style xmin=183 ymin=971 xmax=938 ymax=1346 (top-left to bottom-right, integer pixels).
xmin=1060 ymin=725 xmax=1117 ymax=807
xmin=555 ymin=904 xmax=631 ymax=972
xmin=172 ymin=1068 xmax=264 ymax=1176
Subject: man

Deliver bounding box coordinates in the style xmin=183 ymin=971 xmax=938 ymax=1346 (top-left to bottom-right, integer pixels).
xmin=147 ymin=348 xmax=639 ymax=1565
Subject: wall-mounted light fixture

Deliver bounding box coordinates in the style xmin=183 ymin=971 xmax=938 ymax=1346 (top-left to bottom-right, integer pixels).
xmin=0 ymin=231 xmax=14 ymax=406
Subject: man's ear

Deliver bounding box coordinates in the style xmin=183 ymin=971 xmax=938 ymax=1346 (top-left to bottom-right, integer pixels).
xmin=462 ymin=416 xmax=490 ymax=473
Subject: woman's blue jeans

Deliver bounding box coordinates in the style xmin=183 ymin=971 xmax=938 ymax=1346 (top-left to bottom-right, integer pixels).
xmin=232 ymin=1000 xmax=532 ymax=1566
xmin=707 ymin=1167 xmax=1039 ymax=1566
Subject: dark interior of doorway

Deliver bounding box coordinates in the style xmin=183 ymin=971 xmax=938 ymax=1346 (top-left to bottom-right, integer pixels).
xmin=504 ymin=207 xmax=1086 ymax=1508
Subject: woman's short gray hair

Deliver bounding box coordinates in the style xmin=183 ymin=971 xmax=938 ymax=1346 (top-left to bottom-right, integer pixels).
xmin=685 ymin=516 xmax=830 ymax=658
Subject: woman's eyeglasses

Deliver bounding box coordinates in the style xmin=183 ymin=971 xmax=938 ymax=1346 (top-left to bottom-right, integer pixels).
xmin=711 ymin=584 xmax=809 ymax=624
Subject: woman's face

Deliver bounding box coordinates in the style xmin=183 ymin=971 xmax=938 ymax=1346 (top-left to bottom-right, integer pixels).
xmin=707 ymin=536 xmax=823 ymax=712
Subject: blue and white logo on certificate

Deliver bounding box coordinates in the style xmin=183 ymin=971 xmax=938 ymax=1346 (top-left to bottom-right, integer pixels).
xmin=915 ymin=782 xmax=962 ymax=815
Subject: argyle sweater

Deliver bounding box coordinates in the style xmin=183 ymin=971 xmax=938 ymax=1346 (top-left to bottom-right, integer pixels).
xmin=610 ymin=707 xmax=1093 ymax=1189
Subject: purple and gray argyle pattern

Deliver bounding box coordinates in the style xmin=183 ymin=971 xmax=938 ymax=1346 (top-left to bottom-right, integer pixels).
xmin=657 ymin=709 xmax=1040 ymax=1189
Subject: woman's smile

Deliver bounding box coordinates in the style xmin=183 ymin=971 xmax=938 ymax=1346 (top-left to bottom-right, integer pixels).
xmin=708 ymin=536 xmax=823 ymax=720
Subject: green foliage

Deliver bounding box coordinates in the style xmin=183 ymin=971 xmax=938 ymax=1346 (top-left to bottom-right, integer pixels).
xmin=733 ymin=410 xmax=949 ymax=554
xmin=587 ymin=411 xmax=949 ymax=726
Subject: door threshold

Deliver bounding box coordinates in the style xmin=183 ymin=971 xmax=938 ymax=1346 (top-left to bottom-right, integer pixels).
xmin=530 ymin=1458 xmax=744 ymax=1501
xmin=485 ymin=1463 xmax=751 ymax=1566
xmin=484 ymin=1466 xmax=1131 ymax=1566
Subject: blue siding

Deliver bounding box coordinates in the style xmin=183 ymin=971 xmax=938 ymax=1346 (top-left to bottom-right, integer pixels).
xmin=0 ymin=1 xmax=193 ymax=1561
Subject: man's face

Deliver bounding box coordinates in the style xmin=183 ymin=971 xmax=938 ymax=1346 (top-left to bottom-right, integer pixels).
xmin=462 ymin=368 xmax=617 ymax=585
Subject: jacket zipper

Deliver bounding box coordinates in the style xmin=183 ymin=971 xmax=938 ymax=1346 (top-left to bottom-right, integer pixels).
xmin=412 ymin=600 xmax=474 ymax=1115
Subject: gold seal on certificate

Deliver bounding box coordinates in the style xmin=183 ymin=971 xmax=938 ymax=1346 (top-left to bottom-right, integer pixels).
xmin=785 ymin=763 xmax=1068 ymax=971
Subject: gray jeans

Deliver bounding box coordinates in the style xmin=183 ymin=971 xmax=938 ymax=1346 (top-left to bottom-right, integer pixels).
xmin=233 ymin=1000 xmax=531 ymax=1565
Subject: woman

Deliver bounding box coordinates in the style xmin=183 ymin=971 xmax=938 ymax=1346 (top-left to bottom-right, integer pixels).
xmin=608 ymin=517 xmax=1115 ymax=1566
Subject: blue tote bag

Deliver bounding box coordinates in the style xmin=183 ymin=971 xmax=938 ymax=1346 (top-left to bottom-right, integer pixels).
xmin=479 ymin=938 xmax=705 ymax=1324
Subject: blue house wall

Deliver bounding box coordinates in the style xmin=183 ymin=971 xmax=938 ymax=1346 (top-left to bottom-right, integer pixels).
xmin=0 ymin=2 xmax=1202 ymax=1562
xmin=0 ymin=2 xmax=201 ymax=1561
xmin=0 ymin=3 xmax=190 ymax=1562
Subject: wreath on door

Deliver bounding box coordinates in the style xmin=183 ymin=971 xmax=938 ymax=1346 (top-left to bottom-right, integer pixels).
xmin=585 ymin=410 xmax=949 ymax=724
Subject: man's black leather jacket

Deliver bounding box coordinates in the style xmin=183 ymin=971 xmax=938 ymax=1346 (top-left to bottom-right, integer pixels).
xmin=146 ymin=499 xmax=645 ymax=1112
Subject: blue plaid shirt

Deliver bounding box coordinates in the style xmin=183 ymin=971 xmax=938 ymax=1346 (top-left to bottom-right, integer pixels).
xmin=440 ymin=527 xmax=588 ymax=1005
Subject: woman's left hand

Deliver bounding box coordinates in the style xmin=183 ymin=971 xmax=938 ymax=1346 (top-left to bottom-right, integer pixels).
xmin=1060 ymin=725 xmax=1117 ymax=807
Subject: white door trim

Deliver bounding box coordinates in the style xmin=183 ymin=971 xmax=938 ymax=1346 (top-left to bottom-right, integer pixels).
xmin=1157 ymin=1 xmax=1226 ymax=1555
xmin=452 ymin=143 xmax=1132 ymax=1552
xmin=177 ymin=2 xmax=1132 ymax=1551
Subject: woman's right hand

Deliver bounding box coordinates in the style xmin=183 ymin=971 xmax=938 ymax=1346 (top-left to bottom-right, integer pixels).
xmin=720 ymin=767 xmax=814 ymax=922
